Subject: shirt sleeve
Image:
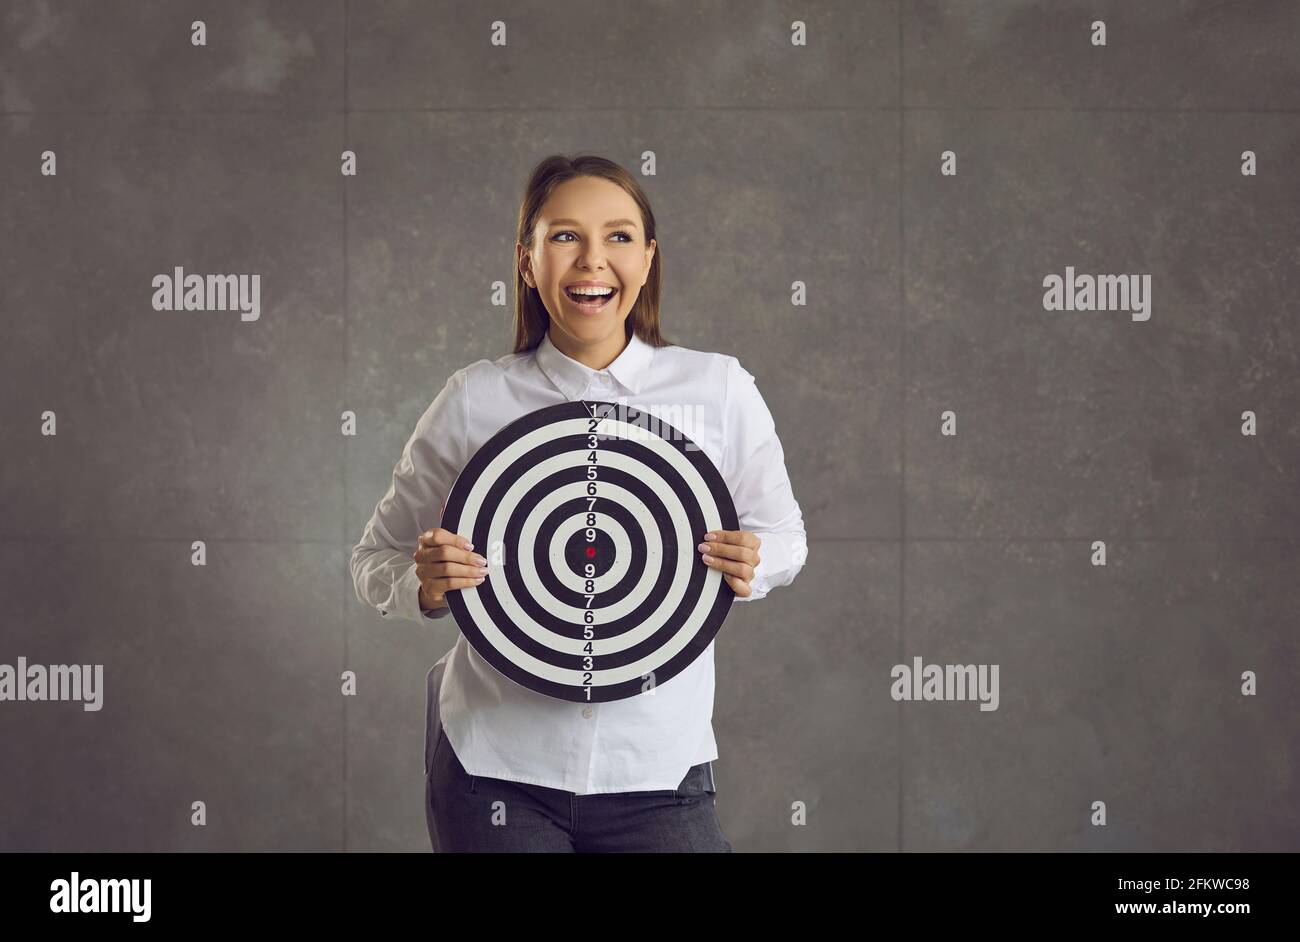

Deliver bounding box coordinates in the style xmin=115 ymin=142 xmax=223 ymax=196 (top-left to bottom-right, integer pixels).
xmin=719 ymin=356 xmax=809 ymax=602
xmin=350 ymin=367 xmax=469 ymax=623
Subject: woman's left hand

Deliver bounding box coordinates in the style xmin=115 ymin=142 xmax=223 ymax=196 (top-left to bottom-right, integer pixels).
xmin=697 ymin=530 xmax=763 ymax=598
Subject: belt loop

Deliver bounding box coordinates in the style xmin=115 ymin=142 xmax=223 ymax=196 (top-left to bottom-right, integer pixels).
xmin=705 ymin=761 xmax=716 ymax=792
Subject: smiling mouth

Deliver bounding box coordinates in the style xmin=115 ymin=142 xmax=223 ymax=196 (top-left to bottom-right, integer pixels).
xmin=564 ymin=287 xmax=618 ymax=312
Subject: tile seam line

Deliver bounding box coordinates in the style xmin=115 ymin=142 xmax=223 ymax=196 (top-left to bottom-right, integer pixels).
xmin=4 ymin=106 xmax=1300 ymax=115
xmin=341 ymin=0 xmax=350 ymax=855
xmin=897 ymin=1 xmax=906 ymax=856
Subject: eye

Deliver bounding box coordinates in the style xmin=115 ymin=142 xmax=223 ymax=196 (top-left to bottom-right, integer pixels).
xmin=552 ymin=230 xmax=635 ymax=243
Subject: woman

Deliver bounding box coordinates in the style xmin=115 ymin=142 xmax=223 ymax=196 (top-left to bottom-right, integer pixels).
xmin=351 ymin=153 xmax=808 ymax=852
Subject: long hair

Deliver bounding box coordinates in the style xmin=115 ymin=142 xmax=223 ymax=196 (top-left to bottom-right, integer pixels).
xmin=513 ymin=154 xmax=672 ymax=353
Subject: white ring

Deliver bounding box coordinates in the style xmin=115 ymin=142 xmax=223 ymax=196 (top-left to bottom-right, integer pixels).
xmin=542 ymin=511 xmax=633 ymax=595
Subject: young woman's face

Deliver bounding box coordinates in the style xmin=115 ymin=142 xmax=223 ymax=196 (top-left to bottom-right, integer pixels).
xmin=521 ymin=176 xmax=656 ymax=348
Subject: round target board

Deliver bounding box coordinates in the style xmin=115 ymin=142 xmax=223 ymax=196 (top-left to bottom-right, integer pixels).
xmin=441 ymin=399 xmax=739 ymax=703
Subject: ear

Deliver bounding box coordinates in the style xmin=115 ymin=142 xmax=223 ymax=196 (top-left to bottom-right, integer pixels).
xmin=518 ymin=245 xmax=534 ymax=288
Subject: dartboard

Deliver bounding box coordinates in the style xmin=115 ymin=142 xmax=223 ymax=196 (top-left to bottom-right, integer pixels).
xmin=441 ymin=399 xmax=739 ymax=703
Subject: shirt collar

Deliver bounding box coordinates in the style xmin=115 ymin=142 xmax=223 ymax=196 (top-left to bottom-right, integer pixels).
xmin=535 ymin=329 xmax=655 ymax=400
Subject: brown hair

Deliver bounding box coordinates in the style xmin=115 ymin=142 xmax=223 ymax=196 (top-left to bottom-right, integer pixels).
xmin=513 ymin=154 xmax=673 ymax=353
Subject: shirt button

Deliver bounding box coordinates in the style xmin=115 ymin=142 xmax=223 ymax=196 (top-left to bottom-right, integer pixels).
xmin=582 ymin=706 xmax=594 ymax=719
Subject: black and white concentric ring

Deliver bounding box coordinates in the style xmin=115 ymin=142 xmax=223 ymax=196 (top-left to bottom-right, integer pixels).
xmin=442 ymin=401 xmax=739 ymax=702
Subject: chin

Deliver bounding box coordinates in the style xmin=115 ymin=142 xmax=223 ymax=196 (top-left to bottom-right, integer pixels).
xmin=564 ymin=314 xmax=616 ymax=336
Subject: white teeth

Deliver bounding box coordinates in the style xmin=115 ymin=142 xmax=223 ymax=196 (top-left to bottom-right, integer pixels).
xmin=567 ymin=286 xmax=615 ymax=297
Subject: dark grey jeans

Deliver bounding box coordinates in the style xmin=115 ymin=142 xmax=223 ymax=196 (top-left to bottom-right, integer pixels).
xmin=424 ymin=718 xmax=734 ymax=853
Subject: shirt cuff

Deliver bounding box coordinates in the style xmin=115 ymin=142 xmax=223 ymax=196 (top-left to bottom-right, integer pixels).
xmin=381 ymin=563 xmax=451 ymax=622
xmin=732 ymin=528 xmax=795 ymax=603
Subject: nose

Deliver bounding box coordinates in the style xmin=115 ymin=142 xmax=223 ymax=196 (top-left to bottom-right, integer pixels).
xmin=577 ymin=243 xmax=608 ymax=271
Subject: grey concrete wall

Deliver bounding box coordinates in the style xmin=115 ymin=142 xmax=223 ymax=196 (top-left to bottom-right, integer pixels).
xmin=1 ymin=0 xmax=1297 ymax=851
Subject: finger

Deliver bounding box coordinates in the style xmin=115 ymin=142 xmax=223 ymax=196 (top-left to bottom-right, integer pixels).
xmin=702 ymin=529 xmax=761 ymax=550
xmin=414 ymin=544 xmax=487 ymax=566
xmin=697 ymin=539 xmax=758 ymax=565
xmin=417 ymin=527 xmax=473 ymax=552
xmin=419 ymin=527 xmax=471 ymax=550
xmin=725 ymin=573 xmax=752 ymax=598
xmin=417 ymin=560 xmax=489 ymax=581
xmin=428 ymin=575 xmax=487 ymax=595
xmin=700 ymin=553 xmax=755 ymax=582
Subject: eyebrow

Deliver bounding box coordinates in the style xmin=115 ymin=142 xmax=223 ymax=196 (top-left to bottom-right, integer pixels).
xmin=547 ymin=218 xmax=639 ymax=229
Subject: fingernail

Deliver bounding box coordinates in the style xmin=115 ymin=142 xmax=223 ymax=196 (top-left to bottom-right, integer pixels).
xmin=472 ymin=554 xmax=487 ymax=566
xmin=702 ymin=554 xmax=714 ymax=563
xmin=704 ymin=532 xmax=717 ymax=540
xmin=476 ymin=566 xmax=489 ymax=575
xmin=697 ymin=542 xmax=710 ymax=552
xmin=474 ymin=576 xmax=485 ymax=583
xmin=462 ymin=541 xmax=474 ymax=551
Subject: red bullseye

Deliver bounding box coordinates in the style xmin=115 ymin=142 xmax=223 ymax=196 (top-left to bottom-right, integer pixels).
xmin=586 ymin=547 xmax=596 ymax=558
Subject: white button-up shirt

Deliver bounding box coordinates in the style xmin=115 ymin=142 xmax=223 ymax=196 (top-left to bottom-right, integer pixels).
xmin=351 ymin=328 xmax=807 ymax=794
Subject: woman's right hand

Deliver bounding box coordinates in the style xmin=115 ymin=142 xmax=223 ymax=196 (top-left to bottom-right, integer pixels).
xmin=413 ymin=502 xmax=488 ymax=612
